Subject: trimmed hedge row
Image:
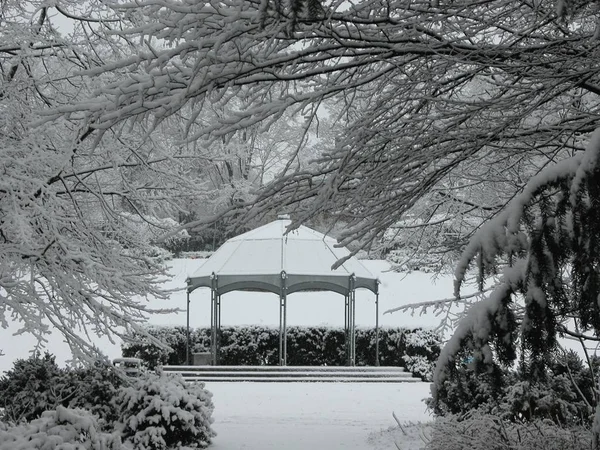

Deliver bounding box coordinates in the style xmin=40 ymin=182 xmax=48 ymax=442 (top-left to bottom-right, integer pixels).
xmin=122 ymin=325 xmax=441 ymax=379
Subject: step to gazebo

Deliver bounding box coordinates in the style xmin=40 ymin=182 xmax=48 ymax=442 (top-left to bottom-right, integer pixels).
xmin=160 ymin=365 xmax=419 ymax=382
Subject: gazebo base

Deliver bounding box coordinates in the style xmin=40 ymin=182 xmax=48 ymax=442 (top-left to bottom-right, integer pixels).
xmin=160 ymin=365 xmax=416 ymax=383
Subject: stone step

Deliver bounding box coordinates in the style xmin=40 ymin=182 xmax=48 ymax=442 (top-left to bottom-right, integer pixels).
xmin=171 ymin=372 xmax=412 ymax=380
xmin=164 ymin=365 xmax=408 ymax=372
xmin=173 ymin=370 xmax=412 ymax=377
xmin=160 ymin=365 xmax=417 ymax=383
xmin=175 ymin=376 xmax=420 ymax=383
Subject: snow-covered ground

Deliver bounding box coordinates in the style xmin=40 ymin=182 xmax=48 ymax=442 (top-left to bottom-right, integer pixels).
xmin=0 ymin=259 xmax=460 ymax=374
xmin=206 ymin=381 xmax=433 ymax=450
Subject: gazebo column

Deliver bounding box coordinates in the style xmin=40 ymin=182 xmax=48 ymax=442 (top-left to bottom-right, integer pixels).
xmin=186 ymin=289 xmax=191 ymax=365
xmin=344 ymin=294 xmax=349 ymax=364
xmin=210 ymin=273 xmax=220 ymax=366
xmin=210 ymin=286 xmax=214 ymax=360
xmin=279 ymin=271 xmax=288 ymax=366
xmin=375 ymin=290 xmax=380 ymax=366
xmin=350 ymin=275 xmax=356 ymax=366
xmin=346 ymin=274 xmax=356 ymax=366
xmin=216 ymin=294 xmax=221 ymax=364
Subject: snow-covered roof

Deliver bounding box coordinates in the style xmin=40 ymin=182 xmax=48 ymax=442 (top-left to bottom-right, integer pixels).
xmin=187 ymin=218 xmax=378 ymax=295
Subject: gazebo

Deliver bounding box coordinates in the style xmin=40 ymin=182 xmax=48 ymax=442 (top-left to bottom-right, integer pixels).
xmin=185 ymin=215 xmax=380 ymax=366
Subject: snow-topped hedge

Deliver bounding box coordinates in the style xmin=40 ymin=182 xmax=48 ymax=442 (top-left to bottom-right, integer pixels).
xmin=116 ymin=374 xmax=215 ymax=450
xmin=0 ymin=406 xmax=124 ymax=450
xmin=122 ymin=325 xmax=441 ymax=380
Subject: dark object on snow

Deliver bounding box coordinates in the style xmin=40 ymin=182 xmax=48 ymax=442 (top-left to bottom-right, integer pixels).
xmin=112 ymin=357 xmax=143 ymax=376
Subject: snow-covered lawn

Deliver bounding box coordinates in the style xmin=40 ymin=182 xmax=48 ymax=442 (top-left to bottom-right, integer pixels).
xmin=206 ymin=381 xmax=433 ymax=450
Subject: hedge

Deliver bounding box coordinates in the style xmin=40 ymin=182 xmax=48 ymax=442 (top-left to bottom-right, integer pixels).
xmin=122 ymin=325 xmax=441 ymax=379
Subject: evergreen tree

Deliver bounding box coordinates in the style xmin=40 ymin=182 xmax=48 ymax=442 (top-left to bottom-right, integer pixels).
xmin=431 ymin=129 xmax=600 ymax=443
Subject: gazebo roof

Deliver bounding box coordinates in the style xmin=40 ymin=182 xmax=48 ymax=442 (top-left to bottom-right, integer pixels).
xmin=187 ymin=217 xmax=378 ymax=296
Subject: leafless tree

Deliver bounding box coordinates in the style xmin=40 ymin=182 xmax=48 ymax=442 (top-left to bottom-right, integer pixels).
xmin=7 ymin=0 xmax=600 ymax=369
xmin=37 ymin=0 xmax=600 ymax=262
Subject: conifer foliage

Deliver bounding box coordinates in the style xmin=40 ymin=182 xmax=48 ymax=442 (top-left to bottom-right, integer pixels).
xmin=116 ymin=374 xmax=215 ymax=450
xmin=432 ymin=130 xmax=600 ymax=434
xmin=0 ymin=354 xmax=216 ymax=450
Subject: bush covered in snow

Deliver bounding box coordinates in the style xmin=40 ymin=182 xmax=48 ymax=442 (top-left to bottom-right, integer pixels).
xmin=63 ymin=362 xmax=125 ymax=426
xmin=0 ymin=406 xmax=124 ymax=450
xmin=0 ymin=354 xmax=216 ymax=450
xmin=427 ymin=356 xmax=508 ymax=417
xmin=122 ymin=326 xmax=190 ymax=369
xmin=115 ymin=373 xmax=215 ymax=450
xmin=429 ymin=349 xmax=598 ymax=427
xmin=0 ymin=354 xmax=124 ymax=426
xmin=425 ymin=413 xmax=592 ymax=450
xmin=122 ymin=325 xmax=441 ymax=378
xmin=399 ymin=328 xmax=441 ymax=381
xmin=0 ymin=353 xmax=65 ymax=423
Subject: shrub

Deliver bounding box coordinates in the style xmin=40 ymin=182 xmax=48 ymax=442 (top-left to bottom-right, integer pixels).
xmin=0 ymin=353 xmax=65 ymax=423
xmin=0 ymin=406 xmax=124 ymax=450
xmin=400 ymin=328 xmax=440 ymax=381
xmin=115 ymin=373 xmax=216 ymax=450
xmin=427 ymin=355 xmax=508 ymax=416
xmin=430 ymin=349 xmax=598 ymax=426
xmin=287 ymin=326 xmax=330 ymax=366
xmin=425 ymin=413 xmax=592 ymax=450
xmin=0 ymin=354 xmax=124 ymax=427
xmin=122 ymin=325 xmax=190 ymax=368
xmin=403 ymin=355 xmax=433 ymax=381
xmin=219 ymin=326 xmax=264 ymax=366
xmin=63 ymin=362 xmax=125 ymax=427
xmin=321 ymin=328 xmax=347 ymax=366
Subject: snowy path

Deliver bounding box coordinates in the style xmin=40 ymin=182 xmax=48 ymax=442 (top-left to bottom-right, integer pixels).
xmin=206 ymin=382 xmax=433 ymax=450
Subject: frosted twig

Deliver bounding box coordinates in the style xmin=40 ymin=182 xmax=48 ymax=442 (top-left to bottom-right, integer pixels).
xmin=558 ymin=345 xmax=594 ymax=410
xmin=392 ymin=412 xmax=407 ymax=435
xmin=384 ymin=288 xmax=492 ymax=315
xmin=419 ymin=425 xmax=431 ymax=444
